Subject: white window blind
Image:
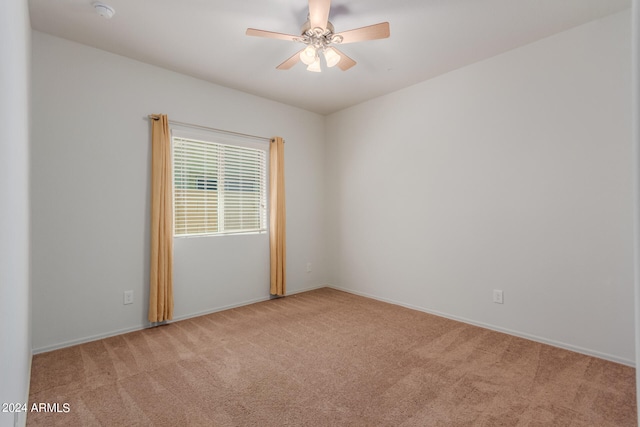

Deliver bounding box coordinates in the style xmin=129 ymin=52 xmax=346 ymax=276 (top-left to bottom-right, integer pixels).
xmin=173 ymin=136 xmax=267 ymax=237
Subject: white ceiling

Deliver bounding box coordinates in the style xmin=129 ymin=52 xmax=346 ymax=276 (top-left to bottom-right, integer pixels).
xmin=28 ymin=0 xmax=630 ymax=115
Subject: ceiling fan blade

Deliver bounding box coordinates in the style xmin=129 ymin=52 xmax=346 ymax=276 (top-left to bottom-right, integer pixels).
xmin=276 ymin=50 xmax=303 ymax=70
xmin=246 ymin=28 xmax=299 ymax=42
xmin=308 ymin=0 xmax=331 ymax=30
xmin=335 ymin=22 xmax=390 ymax=44
xmin=332 ymin=47 xmax=356 ymax=71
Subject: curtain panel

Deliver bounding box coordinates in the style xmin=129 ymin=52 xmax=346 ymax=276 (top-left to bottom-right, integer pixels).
xmin=149 ymin=114 xmax=174 ymax=322
xmin=269 ymin=137 xmax=286 ymax=296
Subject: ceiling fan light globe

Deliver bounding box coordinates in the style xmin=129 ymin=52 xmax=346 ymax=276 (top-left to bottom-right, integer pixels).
xmin=300 ymin=45 xmax=317 ymax=65
xmin=307 ymin=57 xmax=322 ymax=72
xmin=323 ymin=48 xmax=341 ymax=68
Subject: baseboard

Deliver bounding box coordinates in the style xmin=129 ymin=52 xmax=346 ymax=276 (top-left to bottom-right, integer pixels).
xmin=286 ymin=284 xmax=328 ymax=295
xmin=328 ymin=285 xmax=635 ymax=367
xmin=170 ymin=295 xmax=271 ymax=323
xmin=32 ymin=284 xmax=330 ymax=355
xmin=32 ymin=324 xmax=149 ymax=355
xmin=170 ymin=284 xmax=328 ymax=321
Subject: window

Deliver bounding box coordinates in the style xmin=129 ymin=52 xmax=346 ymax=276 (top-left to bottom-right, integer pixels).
xmin=173 ymin=133 xmax=267 ymax=237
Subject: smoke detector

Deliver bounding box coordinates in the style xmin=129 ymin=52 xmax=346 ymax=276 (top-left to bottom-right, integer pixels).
xmin=93 ymin=2 xmax=115 ymax=19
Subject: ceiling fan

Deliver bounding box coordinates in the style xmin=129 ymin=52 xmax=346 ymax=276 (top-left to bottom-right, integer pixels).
xmin=246 ymin=0 xmax=390 ymax=72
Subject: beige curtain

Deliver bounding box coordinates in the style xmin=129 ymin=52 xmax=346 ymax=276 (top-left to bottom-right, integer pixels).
xmin=149 ymin=114 xmax=174 ymax=322
xmin=269 ymin=137 xmax=286 ymax=296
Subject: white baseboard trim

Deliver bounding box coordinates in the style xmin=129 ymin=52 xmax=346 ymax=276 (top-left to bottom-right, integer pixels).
xmin=32 ymin=284 xmax=330 ymax=355
xmin=32 ymin=324 xmax=149 ymax=355
xmin=286 ymin=284 xmax=328 ymax=295
xmin=328 ymin=285 xmax=635 ymax=367
xmin=170 ymin=295 xmax=272 ymax=323
xmin=169 ymin=285 xmax=328 ymax=322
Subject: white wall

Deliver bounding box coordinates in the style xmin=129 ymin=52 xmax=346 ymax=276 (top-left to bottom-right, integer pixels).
xmin=0 ymin=0 xmax=31 ymax=426
xmin=31 ymin=31 xmax=327 ymax=352
xmin=327 ymin=11 xmax=634 ymax=364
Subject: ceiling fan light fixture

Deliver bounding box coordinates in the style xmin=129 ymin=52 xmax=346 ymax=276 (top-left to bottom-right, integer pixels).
xmin=300 ymin=45 xmax=317 ymax=65
xmin=323 ymin=47 xmax=341 ymax=68
xmin=307 ymin=57 xmax=322 ymax=73
xmin=246 ymin=0 xmax=391 ymax=72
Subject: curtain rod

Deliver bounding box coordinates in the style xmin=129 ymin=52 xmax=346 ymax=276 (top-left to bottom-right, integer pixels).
xmin=148 ymin=115 xmax=273 ymax=143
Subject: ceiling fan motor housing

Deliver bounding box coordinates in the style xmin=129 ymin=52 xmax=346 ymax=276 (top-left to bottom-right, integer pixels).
xmin=298 ymin=20 xmax=343 ymax=49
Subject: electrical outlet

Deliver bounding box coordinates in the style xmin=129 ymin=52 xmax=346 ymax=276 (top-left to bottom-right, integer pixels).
xmin=493 ymin=289 xmax=504 ymax=304
xmin=306 ymin=262 xmax=312 ymax=273
xmin=124 ymin=290 xmax=134 ymax=305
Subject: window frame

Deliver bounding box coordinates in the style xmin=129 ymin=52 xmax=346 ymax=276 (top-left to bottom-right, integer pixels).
xmin=171 ymin=127 xmax=269 ymax=238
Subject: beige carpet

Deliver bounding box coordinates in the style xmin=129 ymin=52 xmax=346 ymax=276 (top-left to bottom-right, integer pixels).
xmin=28 ymin=288 xmax=636 ymax=426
